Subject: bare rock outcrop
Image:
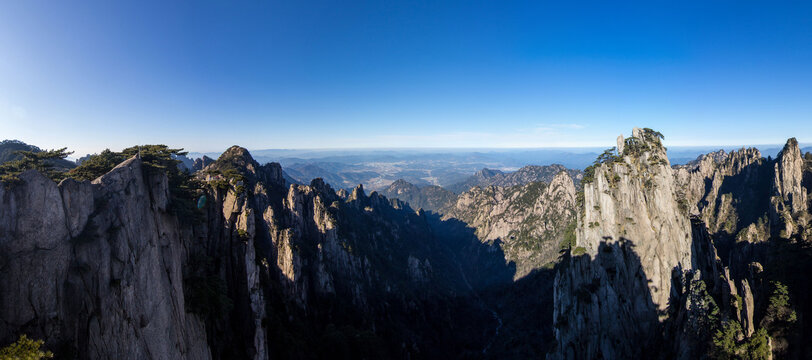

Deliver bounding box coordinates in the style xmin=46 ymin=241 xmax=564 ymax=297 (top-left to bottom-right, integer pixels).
xmin=194 ymin=147 xmax=484 ymax=358
xmin=553 ymin=130 xmax=812 ymax=359
xmin=192 ymin=155 xmax=215 ymax=172
xmin=443 ymin=171 xmax=577 ymax=278
xmin=576 ymin=127 xmax=692 ymax=310
xmin=770 ymin=138 xmax=809 ymax=238
xmin=1 ymin=143 xmax=494 ymax=359
xmin=0 ymin=157 xmax=210 ymax=359
xmin=673 ymin=147 xmax=765 ymax=223
xmin=552 ymin=128 xmax=700 ymax=359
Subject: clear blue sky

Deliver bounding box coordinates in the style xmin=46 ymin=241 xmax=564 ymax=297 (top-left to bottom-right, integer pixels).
xmin=1 ymin=1 xmax=811 ymax=156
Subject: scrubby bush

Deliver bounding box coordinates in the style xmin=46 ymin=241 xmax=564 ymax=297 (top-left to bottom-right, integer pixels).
xmin=0 ymin=334 xmax=53 ymax=359
xmin=765 ymin=281 xmax=796 ymax=324
xmin=0 ymin=148 xmax=72 ymax=187
xmin=68 ymin=149 xmax=125 ymax=181
xmin=712 ymin=320 xmax=773 ymax=360
xmin=712 ymin=320 xmax=742 ymax=359
xmin=582 ymin=147 xmax=619 ymax=185
xmin=559 ymin=221 xmax=577 ymax=250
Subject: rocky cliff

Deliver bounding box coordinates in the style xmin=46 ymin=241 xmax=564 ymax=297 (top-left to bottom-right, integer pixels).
xmin=443 ymin=172 xmax=577 ymax=279
xmin=671 ymin=138 xmax=812 ymax=357
xmin=0 ymin=156 xmax=210 ymax=359
xmin=0 ymin=145 xmax=499 ymax=359
xmin=3 ymin=136 xmax=811 ymax=359
xmin=673 ymin=138 xmax=810 ymax=242
xmin=192 ymin=146 xmax=496 ymax=358
xmin=771 ymin=138 xmax=809 ymax=239
xmin=551 ymin=128 xmax=696 ymax=359
xmin=553 ymin=130 xmax=812 ymax=359
xmin=192 ymin=155 xmax=215 ymax=171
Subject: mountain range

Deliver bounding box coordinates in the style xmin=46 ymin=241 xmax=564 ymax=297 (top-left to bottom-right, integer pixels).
xmin=1 ymin=129 xmax=811 ymax=359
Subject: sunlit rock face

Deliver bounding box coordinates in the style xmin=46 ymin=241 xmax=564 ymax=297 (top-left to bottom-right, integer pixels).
xmin=673 ymin=137 xmax=810 ymax=242
xmin=769 ymin=138 xmax=810 ymax=238
xmin=773 ymin=138 xmax=807 ymax=215
xmin=552 ymin=129 xmax=812 ymax=359
xmin=552 ymin=128 xmax=696 ymax=359
xmin=443 ymin=171 xmax=577 ymax=279
xmin=577 ymin=128 xmax=693 ymax=310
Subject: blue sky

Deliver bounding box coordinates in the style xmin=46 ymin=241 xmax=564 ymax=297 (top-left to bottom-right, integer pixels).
xmin=1 ymin=1 xmax=811 ymax=156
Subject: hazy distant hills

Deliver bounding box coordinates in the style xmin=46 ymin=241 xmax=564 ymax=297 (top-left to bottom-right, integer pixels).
xmin=189 ymin=148 xmax=607 ymax=191
xmin=380 ymin=180 xmax=457 ymax=212
xmin=4 ymin=139 xmax=808 ymax=193
xmin=380 ymin=164 xmax=582 ymax=216
xmin=188 ymin=145 xmax=810 ymax=192
xmin=282 ymin=162 xmax=385 ymax=190
xmin=446 ymin=164 xmax=583 ymax=194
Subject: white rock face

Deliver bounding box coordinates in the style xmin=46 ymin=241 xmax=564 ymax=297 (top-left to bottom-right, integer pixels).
xmin=673 ymin=148 xmax=763 ymax=220
xmin=773 ymin=138 xmax=807 ymax=215
xmin=552 ymin=128 xmax=696 ymax=359
xmin=577 ymin=129 xmax=692 ymax=310
xmin=769 ymin=138 xmax=809 ymax=238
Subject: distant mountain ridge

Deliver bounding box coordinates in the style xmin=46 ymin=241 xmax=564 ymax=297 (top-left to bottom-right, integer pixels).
xmin=380 ymin=180 xmax=457 ymax=212
xmin=381 ymin=164 xmax=583 ymax=214
xmin=447 ymin=164 xmax=583 ymax=194
xmin=443 ymin=172 xmax=577 ymax=279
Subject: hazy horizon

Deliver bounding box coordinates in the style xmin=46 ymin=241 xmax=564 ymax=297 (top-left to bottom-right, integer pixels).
xmin=6 ymin=136 xmax=812 ymax=158
xmin=4 ymin=137 xmax=807 ymax=164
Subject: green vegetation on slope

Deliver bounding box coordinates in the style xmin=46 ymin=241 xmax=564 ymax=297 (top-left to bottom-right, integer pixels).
xmin=0 ymin=335 xmax=53 ymax=359
xmin=71 ymin=145 xmax=203 ymax=222
xmin=68 ymin=149 xmax=126 ymax=181
xmin=0 ymin=148 xmax=73 ymax=187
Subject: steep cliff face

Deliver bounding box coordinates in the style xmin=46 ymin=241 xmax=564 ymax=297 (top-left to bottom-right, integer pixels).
xmin=673 ymin=138 xmax=810 ymax=242
xmin=674 ymin=148 xmax=765 ymax=219
xmin=0 ymin=157 xmax=210 ymax=359
xmin=670 ymin=140 xmax=810 ymax=298
xmin=673 ymin=147 xmax=776 ymax=256
xmin=670 ymin=146 xmax=774 ymax=338
xmin=552 ymin=128 xmax=700 ymax=359
xmin=0 ymin=145 xmax=498 ymax=359
xmin=196 ymin=146 xmax=493 ymax=359
xmin=192 ymin=155 xmax=215 ymax=171
xmin=771 ymin=139 xmax=809 ymax=238
xmin=554 ymin=132 xmax=812 ymax=359
xmin=577 ymin=128 xmax=692 ymax=310
xmin=773 ymin=139 xmax=807 ymax=214
xmin=670 ymin=138 xmax=812 ymax=357
xmin=5 ymin=137 xmax=809 ymax=359
xmin=443 ymin=172 xmax=577 ymax=279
